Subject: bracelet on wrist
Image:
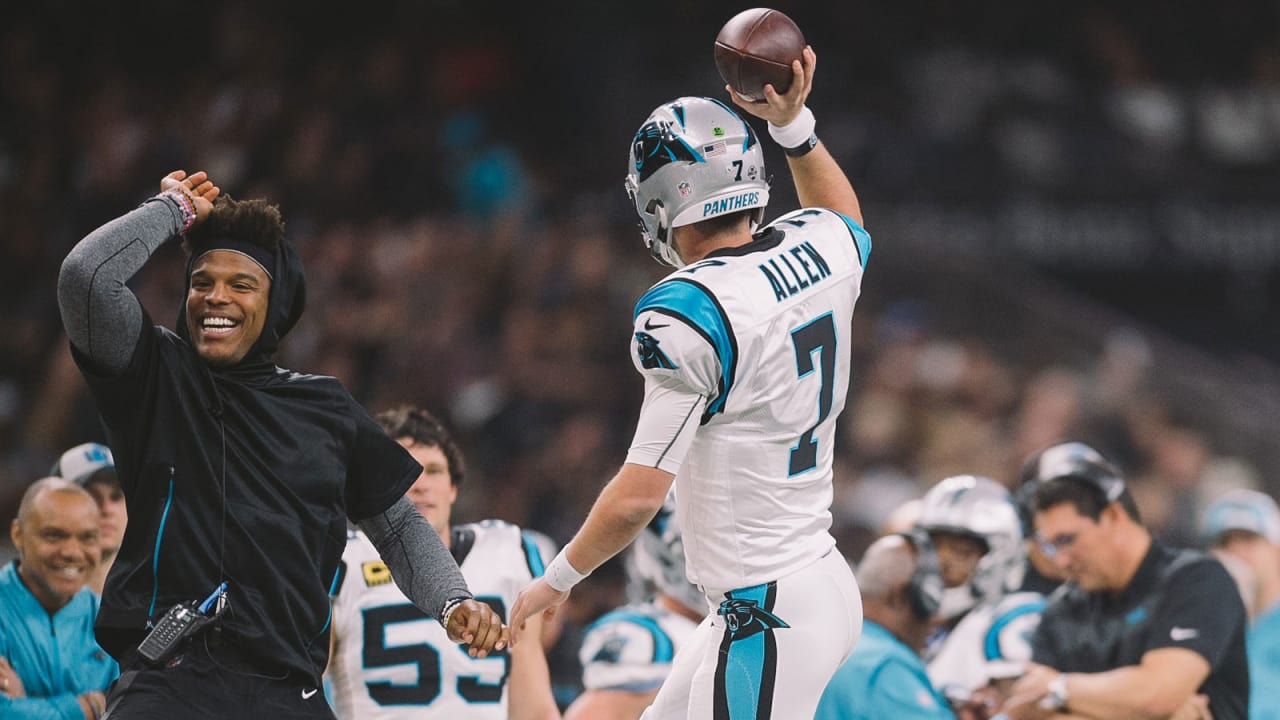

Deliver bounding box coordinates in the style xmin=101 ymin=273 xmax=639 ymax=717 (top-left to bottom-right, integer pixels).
xmin=1039 ymin=672 xmax=1070 ymax=711
xmin=159 ymin=189 xmax=196 ymax=233
xmin=544 ymin=550 xmax=590 ymax=592
xmin=439 ymin=595 xmax=469 ymax=626
xmin=783 ymin=133 xmax=819 ymax=157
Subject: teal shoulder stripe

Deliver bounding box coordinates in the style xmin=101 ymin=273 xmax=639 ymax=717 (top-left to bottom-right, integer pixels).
xmin=833 ymin=211 xmax=872 ymax=269
xmin=586 ymin=609 xmax=675 ymax=663
xmin=984 ymin=600 xmax=1045 ymax=660
xmin=520 ymin=530 xmax=547 ymax=578
xmin=634 ymin=279 xmax=737 ymax=416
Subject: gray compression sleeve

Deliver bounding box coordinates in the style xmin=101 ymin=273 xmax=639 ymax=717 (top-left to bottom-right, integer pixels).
xmin=57 ymin=196 xmax=186 ymax=375
xmin=357 ymin=497 xmax=472 ymax=621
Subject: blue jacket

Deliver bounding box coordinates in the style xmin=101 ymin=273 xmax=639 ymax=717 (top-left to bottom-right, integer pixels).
xmin=816 ymin=621 xmax=955 ymax=720
xmin=1251 ymin=603 xmax=1280 ymax=720
xmin=0 ymin=561 xmax=118 ymax=719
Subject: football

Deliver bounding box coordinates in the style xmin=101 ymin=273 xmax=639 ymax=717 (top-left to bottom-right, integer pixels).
xmin=714 ymin=8 xmax=806 ymax=102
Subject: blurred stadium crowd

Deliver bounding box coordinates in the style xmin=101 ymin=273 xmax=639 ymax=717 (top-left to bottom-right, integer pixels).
xmin=1 ymin=0 xmax=1278 ymax=594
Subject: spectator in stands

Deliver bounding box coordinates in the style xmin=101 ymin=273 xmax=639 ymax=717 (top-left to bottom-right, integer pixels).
xmin=52 ymin=442 xmax=125 ymax=595
xmin=0 ymin=477 xmax=117 ymax=719
xmin=1008 ymin=442 xmax=1246 ymax=720
xmin=1202 ymin=488 xmax=1280 ymax=720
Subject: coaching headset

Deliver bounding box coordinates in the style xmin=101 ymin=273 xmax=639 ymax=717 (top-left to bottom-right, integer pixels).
xmin=898 ymin=529 xmax=944 ymax=621
xmin=1017 ymin=441 xmax=1126 ymax=530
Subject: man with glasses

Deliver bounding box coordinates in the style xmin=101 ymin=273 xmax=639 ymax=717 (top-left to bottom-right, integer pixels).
xmin=1001 ymin=442 xmax=1247 ymax=720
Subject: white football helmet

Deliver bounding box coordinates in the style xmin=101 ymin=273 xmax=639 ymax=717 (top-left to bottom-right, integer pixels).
xmin=626 ymin=490 xmax=706 ymax=614
xmin=625 ymin=96 xmax=770 ymax=267
xmin=917 ymin=475 xmax=1026 ymax=615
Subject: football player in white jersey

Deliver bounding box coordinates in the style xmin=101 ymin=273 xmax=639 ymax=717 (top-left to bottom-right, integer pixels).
xmin=511 ymin=47 xmax=868 ymax=719
xmin=565 ymin=492 xmax=706 ymax=720
xmin=326 ymin=406 xmax=560 ymax=720
xmin=915 ymin=475 xmax=1044 ymax=706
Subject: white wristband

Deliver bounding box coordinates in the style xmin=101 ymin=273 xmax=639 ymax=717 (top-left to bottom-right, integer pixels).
xmin=768 ymin=106 xmax=816 ymax=149
xmin=544 ymin=550 xmax=590 ymax=592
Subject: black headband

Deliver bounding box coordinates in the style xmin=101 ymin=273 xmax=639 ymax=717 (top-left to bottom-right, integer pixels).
xmin=190 ymin=237 xmax=275 ymax=279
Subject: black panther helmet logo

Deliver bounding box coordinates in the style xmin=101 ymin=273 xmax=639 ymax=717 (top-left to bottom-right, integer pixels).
xmin=590 ymin=635 xmax=627 ymax=664
xmin=632 ymin=116 xmax=701 ymax=183
xmin=635 ymin=331 xmax=677 ymax=370
xmin=718 ymin=598 xmax=789 ymax=641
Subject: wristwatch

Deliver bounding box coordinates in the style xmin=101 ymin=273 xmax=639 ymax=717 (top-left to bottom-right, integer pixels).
xmin=1040 ymin=673 xmax=1070 ymax=711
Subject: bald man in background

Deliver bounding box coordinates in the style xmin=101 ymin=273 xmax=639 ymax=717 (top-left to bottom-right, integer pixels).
xmin=0 ymin=477 xmax=118 ymax=719
xmin=817 ymin=534 xmax=954 ymax=720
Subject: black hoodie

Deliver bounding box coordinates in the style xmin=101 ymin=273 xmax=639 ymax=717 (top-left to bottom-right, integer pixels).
xmin=72 ymin=212 xmax=420 ymax=683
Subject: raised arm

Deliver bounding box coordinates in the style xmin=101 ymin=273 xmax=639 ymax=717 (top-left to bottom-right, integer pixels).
xmin=728 ymin=46 xmax=863 ymax=225
xmin=57 ymin=171 xmax=219 ymax=374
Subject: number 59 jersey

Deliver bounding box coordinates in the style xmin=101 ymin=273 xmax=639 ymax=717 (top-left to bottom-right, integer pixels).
xmin=325 ymin=521 xmax=546 ymax=720
xmin=625 ymin=208 xmax=871 ymax=594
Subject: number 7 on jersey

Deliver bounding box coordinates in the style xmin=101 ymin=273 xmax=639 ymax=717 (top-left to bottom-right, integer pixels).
xmin=789 ymin=313 xmax=836 ymax=476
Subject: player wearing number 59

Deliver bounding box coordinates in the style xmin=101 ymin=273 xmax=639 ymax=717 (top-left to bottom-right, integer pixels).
xmin=510 ymin=44 xmax=869 ymax=719
xmin=326 ymin=406 xmax=560 ymax=720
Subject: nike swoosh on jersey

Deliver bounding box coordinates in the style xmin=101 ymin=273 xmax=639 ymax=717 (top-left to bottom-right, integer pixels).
xmin=644 ymin=318 xmax=670 ymax=330
xmin=1170 ymin=627 xmax=1199 ymax=641
xmin=301 ymin=688 xmax=318 ymax=699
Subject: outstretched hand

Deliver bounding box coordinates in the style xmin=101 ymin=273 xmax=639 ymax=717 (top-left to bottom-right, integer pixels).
xmin=160 ymin=170 xmax=221 ymax=227
xmin=444 ymin=599 xmax=509 ymax=658
xmin=507 ymin=577 xmax=569 ymax=648
xmin=727 ymin=45 xmax=816 ymax=127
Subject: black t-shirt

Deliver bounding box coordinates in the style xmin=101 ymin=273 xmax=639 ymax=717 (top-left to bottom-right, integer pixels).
xmin=75 ymin=321 xmax=419 ymax=683
xmin=1032 ymin=541 xmax=1249 ymax=720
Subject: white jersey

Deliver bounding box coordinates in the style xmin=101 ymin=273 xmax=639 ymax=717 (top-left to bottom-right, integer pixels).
xmin=578 ymin=601 xmax=700 ymax=693
xmin=927 ymin=591 xmax=1045 ymax=697
xmin=625 ymin=208 xmax=871 ymax=593
xmin=326 ymin=521 xmax=546 ymax=720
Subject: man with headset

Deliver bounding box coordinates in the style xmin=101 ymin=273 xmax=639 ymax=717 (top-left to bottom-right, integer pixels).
xmin=1004 ymin=442 xmax=1247 ymax=720
xmin=815 ymin=532 xmax=955 ymax=720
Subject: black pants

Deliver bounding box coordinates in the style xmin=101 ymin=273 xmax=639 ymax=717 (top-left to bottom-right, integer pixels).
xmin=102 ymin=635 xmax=334 ymax=720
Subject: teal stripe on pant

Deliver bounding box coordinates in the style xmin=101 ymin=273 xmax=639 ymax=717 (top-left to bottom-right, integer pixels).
xmin=713 ymin=582 xmax=785 ymax=719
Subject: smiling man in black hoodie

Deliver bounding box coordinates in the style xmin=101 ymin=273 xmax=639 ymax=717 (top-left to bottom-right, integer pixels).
xmin=57 ymin=170 xmax=506 ymax=719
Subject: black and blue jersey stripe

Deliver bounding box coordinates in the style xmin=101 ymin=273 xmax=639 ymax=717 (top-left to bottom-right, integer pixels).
xmin=634 ymin=278 xmax=737 ymax=422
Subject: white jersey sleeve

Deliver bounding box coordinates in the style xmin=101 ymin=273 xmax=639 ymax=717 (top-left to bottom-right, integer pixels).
xmin=326 ymin=522 xmax=546 ymax=720
xmin=926 ymin=592 xmax=1045 ymax=695
xmin=578 ymin=602 xmax=699 ymax=693
xmin=625 ymin=374 xmax=707 ymax=475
